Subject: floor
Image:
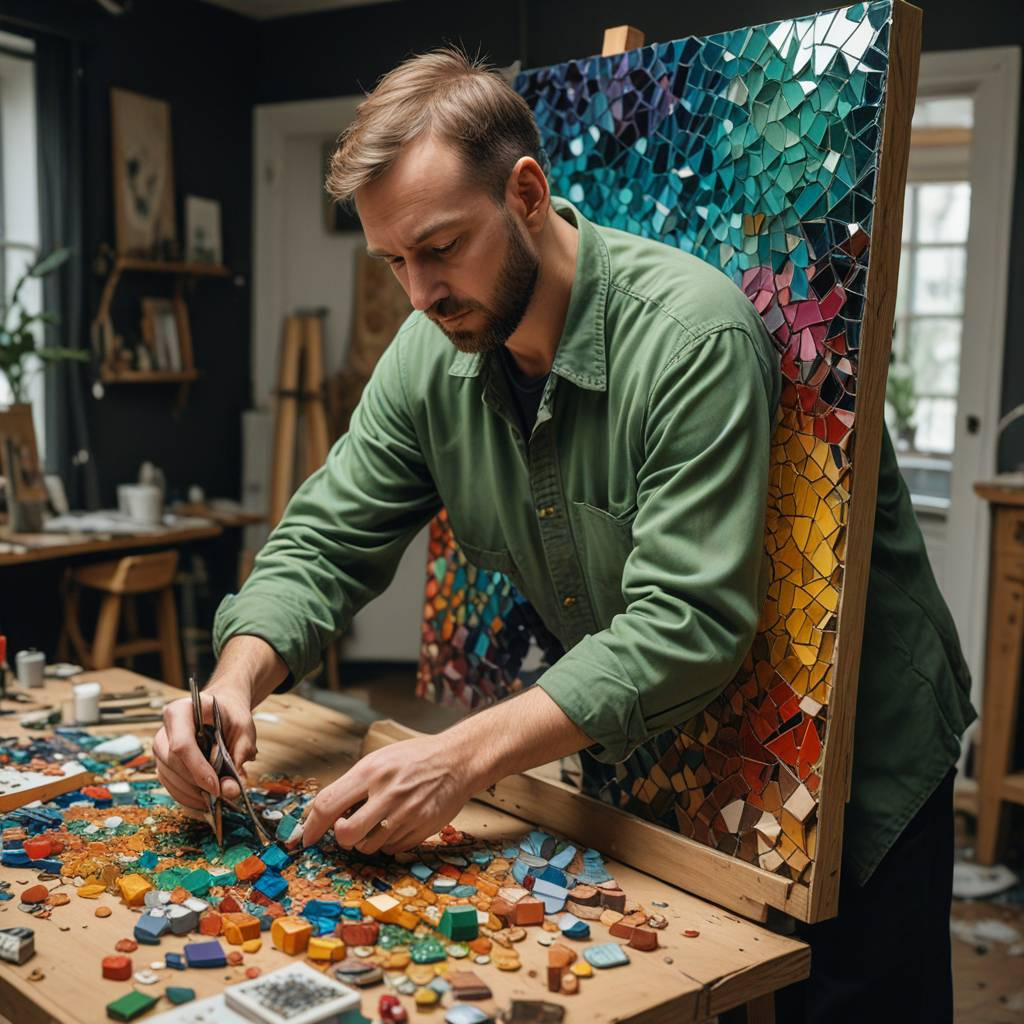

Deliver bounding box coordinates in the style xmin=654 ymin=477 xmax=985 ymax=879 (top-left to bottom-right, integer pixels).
xmin=320 ymin=661 xmax=1024 ymax=1023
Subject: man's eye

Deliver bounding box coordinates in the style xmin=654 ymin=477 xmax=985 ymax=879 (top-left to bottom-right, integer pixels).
xmin=432 ymin=239 xmax=458 ymax=256
xmin=386 ymin=256 xmax=405 ymax=267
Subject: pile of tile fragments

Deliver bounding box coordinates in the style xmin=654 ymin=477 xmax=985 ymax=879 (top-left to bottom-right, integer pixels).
xmin=0 ymin=729 xmax=687 ymax=1022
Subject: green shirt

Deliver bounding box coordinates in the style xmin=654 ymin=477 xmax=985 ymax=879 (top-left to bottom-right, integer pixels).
xmin=214 ymin=199 xmax=975 ymax=885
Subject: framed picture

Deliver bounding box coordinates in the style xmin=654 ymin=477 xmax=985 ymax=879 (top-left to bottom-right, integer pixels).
xmin=140 ymin=297 xmax=190 ymax=373
xmin=185 ymin=196 xmax=222 ymax=264
xmin=0 ymin=405 xmax=47 ymax=531
xmin=110 ymin=87 xmax=177 ymax=259
xmin=322 ymin=140 xmax=362 ymax=233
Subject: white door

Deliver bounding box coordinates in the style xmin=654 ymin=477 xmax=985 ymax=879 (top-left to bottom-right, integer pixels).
xmin=886 ymin=49 xmax=1020 ymax=747
xmin=252 ymin=98 xmax=428 ymax=664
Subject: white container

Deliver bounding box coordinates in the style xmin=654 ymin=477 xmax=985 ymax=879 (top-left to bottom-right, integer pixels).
xmin=116 ymin=483 xmax=133 ymax=515
xmin=15 ymin=649 xmax=45 ymax=689
xmin=73 ymin=681 xmax=102 ymax=725
xmin=123 ymin=483 xmax=162 ymax=526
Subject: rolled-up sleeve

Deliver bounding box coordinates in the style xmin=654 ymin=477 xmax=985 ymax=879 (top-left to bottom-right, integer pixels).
xmin=537 ymin=325 xmax=776 ymax=763
xmin=213 ymin=335 xmax=440 ymax=684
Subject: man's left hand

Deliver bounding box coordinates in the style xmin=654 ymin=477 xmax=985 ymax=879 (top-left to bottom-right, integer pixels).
xmin=296 ymin=734 xmax=480 ymax=855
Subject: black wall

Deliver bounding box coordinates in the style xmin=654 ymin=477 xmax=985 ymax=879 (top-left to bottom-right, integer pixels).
xmin=0 ymin=0 xmax=1019 ymax=504
xmin=255 ymin=0 xmax=1024 ymax=474
xmin=0 ymin=0 xmax=256 ymax=507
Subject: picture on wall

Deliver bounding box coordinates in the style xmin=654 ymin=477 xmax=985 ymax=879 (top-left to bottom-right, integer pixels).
xmin=110 ymin=87 xmax=177 ymax=259
xmin=0 ymin=404 xmax=47 ymax=531
xmin=185 ymin=196 xmax=223 ymax=265
xmin=322 ymin=140 xmax=362 ymax=233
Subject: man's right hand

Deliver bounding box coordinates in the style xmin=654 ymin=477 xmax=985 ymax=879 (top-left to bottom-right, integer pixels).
xmin=153 ymin=683 xmax=258 ymax=813
xmin=153 ymin=635 xmax=288 ymax=812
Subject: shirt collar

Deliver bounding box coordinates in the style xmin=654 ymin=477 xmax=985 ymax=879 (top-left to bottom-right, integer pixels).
xmin=448 ymin=197 xmax=609 ymax=392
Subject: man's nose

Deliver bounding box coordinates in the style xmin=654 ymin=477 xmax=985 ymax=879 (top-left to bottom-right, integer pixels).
xmin=405 ymin=264 xmax=448 ymax=313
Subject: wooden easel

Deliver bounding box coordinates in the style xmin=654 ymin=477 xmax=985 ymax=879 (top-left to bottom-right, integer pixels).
xmin=269 ymin=309 xmax=340 ymax=690
xmin=269 ymin=310 xmax=331 ymax=526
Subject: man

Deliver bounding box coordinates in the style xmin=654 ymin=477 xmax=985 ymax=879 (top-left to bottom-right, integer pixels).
xmin=155 ymin=48 xmax=974 ymax=1020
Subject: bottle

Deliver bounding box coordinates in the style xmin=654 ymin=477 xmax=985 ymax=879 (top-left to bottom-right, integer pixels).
xmin=0 ymin=634 xmax=8 ymax=699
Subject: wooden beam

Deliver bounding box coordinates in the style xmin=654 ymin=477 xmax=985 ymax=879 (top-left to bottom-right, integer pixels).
xmin=602 ymin=25 xmax=645 ymax=56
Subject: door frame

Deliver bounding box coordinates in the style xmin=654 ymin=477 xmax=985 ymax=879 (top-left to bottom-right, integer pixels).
xmin=252 ymin=95 xmax=362 ymax=409
xmin=911 ymin=47 xmax=1020 ymax=743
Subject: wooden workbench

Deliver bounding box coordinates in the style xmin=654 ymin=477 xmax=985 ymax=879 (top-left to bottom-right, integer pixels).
xmin=0 ymin=670 xmax=809 ymax=1024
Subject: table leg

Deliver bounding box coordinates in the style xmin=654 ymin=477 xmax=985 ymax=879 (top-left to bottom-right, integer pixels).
xmin=745 ymin=993 xmax=775 ymax=1024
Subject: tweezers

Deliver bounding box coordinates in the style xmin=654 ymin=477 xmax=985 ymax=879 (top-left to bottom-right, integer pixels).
xmin=188 ymin=673 xmax=272 ymax=847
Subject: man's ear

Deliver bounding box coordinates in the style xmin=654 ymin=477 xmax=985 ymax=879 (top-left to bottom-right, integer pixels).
xmin=506 ymin=157 xmax=550 ymax=235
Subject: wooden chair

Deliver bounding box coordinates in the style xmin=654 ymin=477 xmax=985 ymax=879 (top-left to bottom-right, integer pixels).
xmin=58 ymin=549 xmax=184 ymax=688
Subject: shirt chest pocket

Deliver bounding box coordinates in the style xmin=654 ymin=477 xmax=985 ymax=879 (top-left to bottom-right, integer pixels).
xmin=456 ymin=539 xmax=517 ymax=577
xmin=571 ymin=501 xmax=637 ymax=619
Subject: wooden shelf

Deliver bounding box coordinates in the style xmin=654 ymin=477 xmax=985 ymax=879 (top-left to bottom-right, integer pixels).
xmin=90 ymin=253 xmax=229 ymax=408
xmin=99 ymin=368 xmax=201 ymax=384
xmin=113 ymin=257 xmax=231 ymax=278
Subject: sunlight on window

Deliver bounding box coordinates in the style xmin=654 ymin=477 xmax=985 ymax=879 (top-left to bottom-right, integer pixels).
xmin=0 ymin=34 xmax=42 ymax=447
xmin=888 ymin=92 xmax=974 ymax=506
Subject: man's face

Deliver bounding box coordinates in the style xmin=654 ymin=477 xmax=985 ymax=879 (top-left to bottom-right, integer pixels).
xmin=356 ymin=134 xmax=539 ymax=354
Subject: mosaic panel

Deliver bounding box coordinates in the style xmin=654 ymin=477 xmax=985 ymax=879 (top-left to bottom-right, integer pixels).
xmin=417 ymin=509 xmax=563 ymax=707
xmin=419 ymin=2 xmax=893 ymax=884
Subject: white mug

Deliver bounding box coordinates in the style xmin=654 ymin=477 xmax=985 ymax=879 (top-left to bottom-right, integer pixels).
xmin=123 ymin=484 xmax=162 ymax=526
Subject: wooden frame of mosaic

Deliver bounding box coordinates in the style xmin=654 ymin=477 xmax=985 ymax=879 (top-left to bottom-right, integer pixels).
xmin=800 ymin=0 xmax=920 ymax=922
xmin=415 ymin=1 xmax=921 ymax=925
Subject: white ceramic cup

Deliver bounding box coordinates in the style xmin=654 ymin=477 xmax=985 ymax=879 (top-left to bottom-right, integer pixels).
xmin=73 ymin=681 xmax=102 ymax=725
xmin=117 ymin=484 xmax=133 ymax=515
xmin=123 ymin=483 xmax=162 ymax=526
xmin=15 ymin=649 xmax=45 ymax=689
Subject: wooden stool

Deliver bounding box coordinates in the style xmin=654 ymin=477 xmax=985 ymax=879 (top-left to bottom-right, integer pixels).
xmin=59 ymin=549 xmax=184 ymax=689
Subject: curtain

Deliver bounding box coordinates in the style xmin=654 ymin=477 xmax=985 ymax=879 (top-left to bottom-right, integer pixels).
xmin=34 ymin=31 xmax=98 ymax=509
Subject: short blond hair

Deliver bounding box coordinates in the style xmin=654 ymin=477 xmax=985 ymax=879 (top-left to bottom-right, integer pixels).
xmin=326 ymin=47 xmax=542 ymax=206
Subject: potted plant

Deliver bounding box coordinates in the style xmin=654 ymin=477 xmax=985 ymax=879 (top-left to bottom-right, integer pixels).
xmin=0 ymin=246 xmax=88 ymax=406
xmin=886 ymin=358 xmax=917 ymax=451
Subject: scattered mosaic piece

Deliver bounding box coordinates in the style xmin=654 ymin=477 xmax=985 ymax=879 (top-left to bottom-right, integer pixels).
xmin=0 ymin=926 xmax=34 ymax=964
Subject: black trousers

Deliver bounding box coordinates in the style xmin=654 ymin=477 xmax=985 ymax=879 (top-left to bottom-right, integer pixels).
xmin=769 ymin=767 xmax=956 ymax=1023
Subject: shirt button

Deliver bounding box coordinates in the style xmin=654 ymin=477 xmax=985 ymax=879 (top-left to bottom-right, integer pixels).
xmin=562 ymin=595 xmax=576 ymax=608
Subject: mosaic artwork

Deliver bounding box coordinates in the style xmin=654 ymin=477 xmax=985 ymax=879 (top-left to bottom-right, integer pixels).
xmin=417 ymin=510 xmax=563 ymax=708
xmin=420 ymin=1 xmax=898 ymax=885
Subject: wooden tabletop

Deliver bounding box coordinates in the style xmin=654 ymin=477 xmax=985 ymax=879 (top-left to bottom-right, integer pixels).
xmin=975 ymin=477 xmax=1024 ymax=508
xmin=0 ymin=669 xmax=809 ymax=1024
xmin=0 ymin=521 xmax=223 ymax=567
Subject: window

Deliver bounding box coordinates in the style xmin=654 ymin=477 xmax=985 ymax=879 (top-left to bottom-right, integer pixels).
xmin=888 ymin=95 xmax=974 ymax=508
xmin=0 ymin=30 xmax=42 ymax=451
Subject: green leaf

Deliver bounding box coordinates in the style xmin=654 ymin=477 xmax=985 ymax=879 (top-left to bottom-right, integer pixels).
xmin=29 ymin=247 xmax=72 ymax=278
xmin=15 ymin=310 xmax=60 ymax=331
xmin=37 ymin=347 xmax=88 ymax=362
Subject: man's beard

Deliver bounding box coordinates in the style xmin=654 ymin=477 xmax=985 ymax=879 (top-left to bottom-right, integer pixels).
xmin=430 ymin=210 xmax=539 ymax=354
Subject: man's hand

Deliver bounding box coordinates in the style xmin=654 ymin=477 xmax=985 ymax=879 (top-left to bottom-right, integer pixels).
xmin=296 ymin=684 xmax=594 ymax=855
xmin=152 ymin=635 xmax=287 ymax=814
xmin=299 ymin=734 xmax=476 ymax=855
xmin=153 ymin=685 xmax=257 ymax=812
